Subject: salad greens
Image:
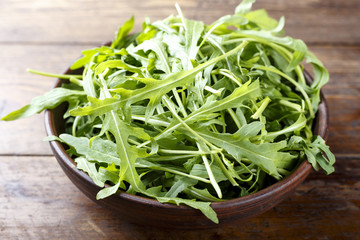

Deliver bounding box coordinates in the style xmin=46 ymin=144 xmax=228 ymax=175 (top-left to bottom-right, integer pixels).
xmin=1 ymin=0 xmax=335 ymax=223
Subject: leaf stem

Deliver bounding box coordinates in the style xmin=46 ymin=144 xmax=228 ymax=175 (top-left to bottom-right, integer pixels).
xmin=162 ymin=96 xmax=219 ymax=150
xmin=227 ymin=108 xmax=242 ymax=129
xmin=222 ymin=36 xmax=306 ymax=85
xmin=136 ymin=162 xmax=211 ymax=184
xmin=251 ymin=96 xmax=271 ymax=119
xmin=27 ymin=68 xmax=83 ymax=79
xmin=253 ymin=65 xmax=314 ymax=118
xmin=129 ymin=138 xmax=222 ymax=155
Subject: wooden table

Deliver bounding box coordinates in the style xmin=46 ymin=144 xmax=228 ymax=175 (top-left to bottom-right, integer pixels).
xmin=0 ymin=0 xmax=359 ymax=239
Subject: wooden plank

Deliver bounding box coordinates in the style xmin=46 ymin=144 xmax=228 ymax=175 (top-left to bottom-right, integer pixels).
xmin=195 ymin=0 xmax=360 ymax=45
xmin=0 ymin=0 xmax=359 ymax=45
xmin=0 ymin=44 xmax=93 ymax=155
xmin=0 ymin=156 xmax=358 ymax=239
xmin=0 ymin=44 xmax=93 ymax=111
xmin=0 ymin=0 xmax=198 ymax=44
xmin=1 ymin=44 xmax=359 ymax=155
xmin=0 ymin=116 xmax=51 ymax=155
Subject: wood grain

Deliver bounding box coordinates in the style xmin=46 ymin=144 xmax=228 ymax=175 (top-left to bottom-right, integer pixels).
xmin=0 ymin=0 xmax=359 ymax=44
xmin=0 ymin=156 xmax=358 ymax=240
xmin=0 ymin=44 xmax=93 ymax=155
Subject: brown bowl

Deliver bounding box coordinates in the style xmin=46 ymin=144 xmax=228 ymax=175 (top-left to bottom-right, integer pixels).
xmin=44 ymin=68 xmax=329 ymax=229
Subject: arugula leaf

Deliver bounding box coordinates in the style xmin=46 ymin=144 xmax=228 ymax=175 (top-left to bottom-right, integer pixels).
xmin=184 ymin=19 xmax=204 ymax=70
xmin=164 ymin=177 xmax=197 ymax=198
xmin=156 ymin=197 xmax=218 ymax=224
xmin=70 ymin=96 xmax=119 ymax=118
xmin=102 ymin=112 xmax=149 ymax=192
xmin=244 ymin=9 xmax=281 ymax=31
xmin=95 ymin=59 xmax=143 ymax=76
xmin=235 ymin=0 xmax=256 ymax=15
xmin=59 ymin=133 xmax=120 ymax=165
xmin=288 ymin=135 xmax=335 ymax=174
xmin=1 ymin=88 xmax=86 ymax=121
xmin=98 ymin=163 xmax=120 ymax=184
xmin=75 ymin=156 xmax=104 ymax=187
xmin=111 ymin=16 xmax=135 ymax=49
xmin=133 ymin=39 xmax=171 ymax=73
xmin=96 ymin=181 xmax=121 ymax=200
xmin=183 ymin=187 xmax=222 ymax=202
xmin=195 ymin=128 xmax=293 ymax=179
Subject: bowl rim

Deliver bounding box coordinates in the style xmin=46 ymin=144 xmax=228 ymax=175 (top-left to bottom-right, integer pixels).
xmin=44 ymin=68 xmax=329 ymax=211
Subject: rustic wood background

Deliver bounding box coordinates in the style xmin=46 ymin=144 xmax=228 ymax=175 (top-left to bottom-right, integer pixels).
xmin=0 ymin=0 xmax=359 ymax=239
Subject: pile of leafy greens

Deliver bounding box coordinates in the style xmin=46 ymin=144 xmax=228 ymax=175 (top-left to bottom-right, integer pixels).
xmin=2 ymin=0 xmax=335 ymax=223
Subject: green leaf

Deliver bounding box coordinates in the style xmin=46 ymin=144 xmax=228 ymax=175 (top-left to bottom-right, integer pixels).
xmin=244 ymin=9 xmax=281 ymax=31
xmin=111 ymin=16 xmax=135 ymax=49
xmin=236 ymin=121 xmax=264 ymax=138
xmin=286 ymin=40 xmax=307 ymax=72
xmin=133 ymin=39 xmax=171 ymax=73
xmin=187 ymin=80 xmax=260 ymax=122
xmin=235 ymin=0 xmax=256 ymax=15
xmin=153 ymin=79 xmax=260 ymax=141
xmin=136 ymin=22 xmax=157 ymax=44
xmin=75 ymin=156 xmax=104 ymax=187
xmin=305 ymin=51 xmax=330 ymax=109
xmin=287 ymin=135 xmax=335 ymax=174
xmin=95 ymin=59 xmax=142 ymax=76
xmin=265 ymin=114 xmax=307 ymax=141
xmin=156 ymin=197 xmax=218 ymax=224
xmin=136 ymin=159 xmax=210 ymax=183
xmin=183 ymin=187 xmax=221 ymax=202
xmin=1 ymin=88 xmax=85 ymax=121
xmin=96 ymin=181 xmax=121 ymax=200
xmin=164 ymin=177 xmax=197 ymax=198
xmin=190 ymin=164 xmax=228 ymax=182
xmin=306 ymin=136 xmax=336 ymax=174
xmin=59 ymin=133 xmax=120 ymax=166
xmin=184 ymin=19 xmax=204 ymax=70
xmin=70 ymin=96 xmax=119 ymax=117
xmin=71 ymin=46 xmax=114 ymax=70
xmin=196 ymin=128 xmax=292 ymax=179
xmin=98 ymin=163 xmax=120 ymax=184
xmin=215 ymin=15 xmax=248 ymax=27
xmin=102 ymin=112 xmax=149 ymax=192
xmin=43 ymin=135 xmax=62 ymax=142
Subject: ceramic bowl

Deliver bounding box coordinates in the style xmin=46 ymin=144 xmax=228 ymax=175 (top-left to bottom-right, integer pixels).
xmin=44 ymin=68 xmax=328 ymax=229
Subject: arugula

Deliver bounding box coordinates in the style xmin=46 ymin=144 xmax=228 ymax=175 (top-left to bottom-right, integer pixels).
xmin=1 ymin=87 xmax=86 ymax=121
xmin=1 ymin=0 xmax=336 ymax=223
